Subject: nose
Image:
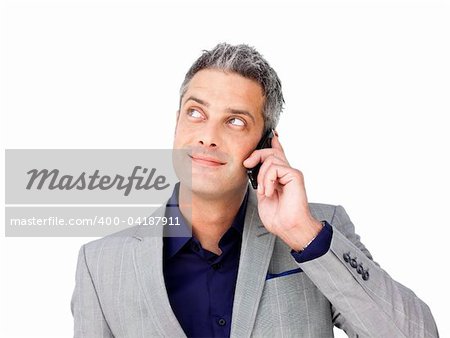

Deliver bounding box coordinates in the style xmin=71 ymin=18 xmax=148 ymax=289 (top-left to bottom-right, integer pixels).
xmin=197 ymin=123 xmax=220 ymax=148
xmin=198 ymin=140 xmax=217 ymax=147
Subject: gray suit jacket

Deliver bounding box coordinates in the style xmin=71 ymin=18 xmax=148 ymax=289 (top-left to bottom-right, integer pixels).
xmin=71 ymin=189 xmax=438 ymax=337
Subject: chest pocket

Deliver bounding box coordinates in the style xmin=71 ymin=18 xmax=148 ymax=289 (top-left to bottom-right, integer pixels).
xmin=252 ymin=272 xmax=334 ymax=337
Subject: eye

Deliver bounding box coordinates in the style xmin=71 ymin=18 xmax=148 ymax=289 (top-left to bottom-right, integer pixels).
xmin=228 ymin=117 xmax=245 ymax=126
xmin=187 ymin=108 xmax=204 ymax=119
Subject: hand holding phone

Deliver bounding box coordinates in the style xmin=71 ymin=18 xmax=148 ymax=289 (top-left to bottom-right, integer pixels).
xmin=247 ymin=129 xmax=274 ymax=189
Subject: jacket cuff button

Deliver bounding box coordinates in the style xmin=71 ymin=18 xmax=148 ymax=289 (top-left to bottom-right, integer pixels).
xmin=343 ymin=252 xmax=350 ymax=262
xmin=356 ymin=264 xmax=364 ymax=274
xmin=362 ymin=270 xmax=370 ymax=281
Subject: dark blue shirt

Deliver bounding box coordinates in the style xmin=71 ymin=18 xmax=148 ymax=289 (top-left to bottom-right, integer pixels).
xmin=162 ymin=184 xmax=332 ymax=338
xmin=163 ymin=184 xmax=248 ymax=338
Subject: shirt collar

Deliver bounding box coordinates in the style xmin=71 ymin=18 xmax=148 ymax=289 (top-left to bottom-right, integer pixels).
xmin=163 ymin=183 xmax=249 ymax=260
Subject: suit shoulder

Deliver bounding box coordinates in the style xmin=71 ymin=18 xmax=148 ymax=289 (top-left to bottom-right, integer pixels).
xmin=81 ymin=204 xmax=166 ymax=253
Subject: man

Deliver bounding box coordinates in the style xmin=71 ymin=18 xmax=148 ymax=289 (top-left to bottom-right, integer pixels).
xmin=72 ymin=43 xmax=438 ymax=337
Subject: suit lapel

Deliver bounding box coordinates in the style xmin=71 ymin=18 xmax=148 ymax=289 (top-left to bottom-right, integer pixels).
xmin=230 ymin=189 xmax=276 ymax=338
xmin=132 ymin=205 xmax=187 ymax=337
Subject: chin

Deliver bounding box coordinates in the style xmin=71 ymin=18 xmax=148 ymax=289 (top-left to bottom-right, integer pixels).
xmin=192 ymin=175 xmax=226 ymax=195
xmin=182 ymin=175 xmax=247 ymax=199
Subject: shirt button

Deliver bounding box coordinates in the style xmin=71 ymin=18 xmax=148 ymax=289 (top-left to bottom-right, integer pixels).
xmin=212 ymin=262 xmax=222 ymax=270
xmin=218 ymin=318 xmax=226 ymax=326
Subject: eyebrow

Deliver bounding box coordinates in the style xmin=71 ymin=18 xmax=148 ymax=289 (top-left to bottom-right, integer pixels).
xmin=184 ymin=96 xmax=209 ymax=107
xmin=184 ymin=95 xmax=256 ymax=124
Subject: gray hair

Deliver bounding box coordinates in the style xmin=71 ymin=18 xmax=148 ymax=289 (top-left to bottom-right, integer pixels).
xmin=179 ymin=43 xmax=284 ymax=132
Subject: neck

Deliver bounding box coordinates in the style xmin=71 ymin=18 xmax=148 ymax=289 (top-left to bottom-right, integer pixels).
xmin=178 ymin=184 xmax=247 ymax=254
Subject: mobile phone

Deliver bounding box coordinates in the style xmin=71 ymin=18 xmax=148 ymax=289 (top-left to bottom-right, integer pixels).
xmin=247 ymin=129 xmax=274 ymax=189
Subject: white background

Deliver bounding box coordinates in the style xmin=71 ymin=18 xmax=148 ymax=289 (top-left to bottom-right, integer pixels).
xmin=1 ymin=0 xmax=449 ymax=337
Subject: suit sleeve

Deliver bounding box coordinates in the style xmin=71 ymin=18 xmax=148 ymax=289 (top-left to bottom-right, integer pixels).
xmin=71 ymin=245 xmax=114 ymax=338
xmin=296 ymin=205 xmax=439 ymax=337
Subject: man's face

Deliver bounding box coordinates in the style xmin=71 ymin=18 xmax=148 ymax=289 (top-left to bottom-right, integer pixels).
xmin=174 ymin=68 xmax=265 ymax=198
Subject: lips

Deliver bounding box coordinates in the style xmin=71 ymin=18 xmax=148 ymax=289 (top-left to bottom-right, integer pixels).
xmin=189 ymin=154 xmax=226 ymax=166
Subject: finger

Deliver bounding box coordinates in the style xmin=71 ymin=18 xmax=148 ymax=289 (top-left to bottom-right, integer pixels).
xmin=277 ymin=168 xmax=303 ymax=186
xmin=243 ymin=147 xmax=288 ymax=169
xmin=263 ymin=164 xmax=292 ymax=197
xmin=257 ymin=155 xmax=287 ymax=195
xmin=242 ymin=148 xmax=267 ymax=168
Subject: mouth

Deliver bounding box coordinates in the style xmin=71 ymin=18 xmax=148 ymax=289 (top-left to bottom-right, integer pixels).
xmin=189 ymin=154 xmax=226 ymax=167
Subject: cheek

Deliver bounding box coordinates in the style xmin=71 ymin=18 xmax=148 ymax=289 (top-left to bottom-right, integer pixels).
xmin=173 ymin=121 xmax=193 ymax=147
xmin=236 ymin=149 xmax=250 ymax=162
xmin=228 ymin=142 xmax=255 ymax=166
xmin=241 ymin=137 xmax=260 ymax=157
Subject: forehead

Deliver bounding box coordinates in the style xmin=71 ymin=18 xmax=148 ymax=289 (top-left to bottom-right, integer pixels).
xmin=182 ymin=69 xmax=265 ymax=114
